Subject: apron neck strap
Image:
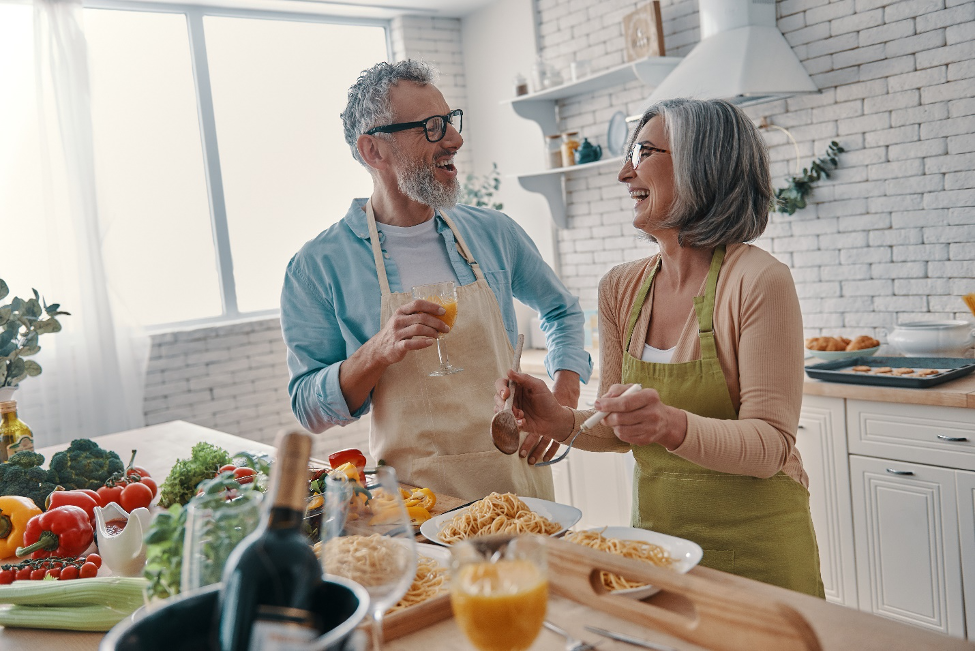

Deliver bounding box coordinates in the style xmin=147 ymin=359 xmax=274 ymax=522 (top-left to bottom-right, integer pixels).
xmin=439 ymin=210 xmax=486 ymax=282
xmin=624 ymin=257 xmax=661 ymax=352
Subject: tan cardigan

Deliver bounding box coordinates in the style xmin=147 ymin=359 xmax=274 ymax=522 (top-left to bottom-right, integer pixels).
xmin=572 ymin=242 xmax=809 ymax=488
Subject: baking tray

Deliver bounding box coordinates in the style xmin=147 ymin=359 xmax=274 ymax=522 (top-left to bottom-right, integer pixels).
xmin=805 ymin=356 xmax=975 ymax=388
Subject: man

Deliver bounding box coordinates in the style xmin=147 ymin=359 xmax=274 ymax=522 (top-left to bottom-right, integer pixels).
xmin=280 ymin=60 xmax=591 ymax=501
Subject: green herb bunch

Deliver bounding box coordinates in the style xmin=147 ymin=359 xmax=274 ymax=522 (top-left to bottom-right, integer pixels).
xmin=459 ymin=162 xmax=503 ymax=211
xmin=0 ymin=278 xmax=70 ymax=388
xmin=774 ymin=141 xmax=845 ymax=215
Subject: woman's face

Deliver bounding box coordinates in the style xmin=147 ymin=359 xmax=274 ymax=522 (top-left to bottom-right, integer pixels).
xmin=618 ymin=115 xmax=674 ymax=234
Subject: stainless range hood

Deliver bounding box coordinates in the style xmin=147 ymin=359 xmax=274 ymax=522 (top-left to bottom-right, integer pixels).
xmin=646 ymin=0 xmax=818 ymax=107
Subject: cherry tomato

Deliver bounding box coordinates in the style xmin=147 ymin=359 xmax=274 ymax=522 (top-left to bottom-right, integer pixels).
xmin=97 ymin=485 xmax=124 ymax=507
xmin=131 ymin=465 xmax=153 ymax=479
xmin=30 ymin=569 xmax=46 ymax=580
xmin=47 ymin=568 xmax=61 ymax=579
xmin=79 ymin=562 xmax=98 ymax=579
xmin=14 ymin=568 xmax=30 ymax=581
xmin=139 ymin=476 xmax=158 ymax=498
xmin=60 ymin=565 xmax=79 ymax=581
xmin=233 ymin=468 xmax=255 ymax=484
xmin=85 ymin=554 xmax=102 ymax=569
xmin=218 ymin=464 xmax=237 ymax=474
xmin=0 ymin=570 xmax=13 ymax=584
xmin=76 ymin=488 xmax=103 ymax=507
xmin=120 ymin=482 xmax=154 ymax=512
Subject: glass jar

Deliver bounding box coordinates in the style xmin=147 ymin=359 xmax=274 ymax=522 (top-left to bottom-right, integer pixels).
xmin=0 ymin=400 xmax=33 ymax=461
xmin=513 ymin=73 xmax=529 ymax=97
xmin=545 ymin=134 xmax=563 ymax=169
xmin=561 ymin=132 xmax=580 ymax=168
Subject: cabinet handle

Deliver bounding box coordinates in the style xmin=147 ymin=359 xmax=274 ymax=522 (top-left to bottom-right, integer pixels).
xmin=936 ymin=435 xmax=969 ymax=442
xmin=797 ymin=424 xmax=806 ymax=430
xmin=886 ymin=468 xmax=914 ymax=476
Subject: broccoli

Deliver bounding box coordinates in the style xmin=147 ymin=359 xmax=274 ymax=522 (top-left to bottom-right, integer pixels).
xmin=159 ymin=441 xmax=232 ymax=508
xmin=0 ymin=451 xmax=58 ymax=509
xmin=49 ymin=438 xmax=125 ymax=490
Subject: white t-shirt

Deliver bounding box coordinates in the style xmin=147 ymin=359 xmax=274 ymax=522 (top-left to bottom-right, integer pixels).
xmin=378 ymin=218 xmax=459 ymax=291
xmin=640 ymin=343 xmax=676 ymax=363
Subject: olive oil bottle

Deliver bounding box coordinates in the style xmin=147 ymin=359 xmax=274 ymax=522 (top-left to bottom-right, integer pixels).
xmin=0 ymin=401 xmax=34 ymax=462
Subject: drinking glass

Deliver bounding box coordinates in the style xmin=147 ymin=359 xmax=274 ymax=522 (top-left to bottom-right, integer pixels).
xmin=181 ymin=490 xmax=263 ymax=592
xmin=320 ymin=466 xmax=417 ymax=650
xmin=411 ymin=281 xmax=463 ymax=376
xmin=449 ymin=534 xmax=548 ymax=651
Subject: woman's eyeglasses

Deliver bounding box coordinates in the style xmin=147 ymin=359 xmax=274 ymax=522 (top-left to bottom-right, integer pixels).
xmin=365 ymin=109 xmax=463 ymax=143
xmin=629 ymin=141 xmax=669 ymax=168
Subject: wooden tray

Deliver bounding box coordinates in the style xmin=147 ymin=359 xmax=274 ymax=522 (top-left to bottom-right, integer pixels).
xmin=804 ymin=356 xmax=975 ymax=388
xmin=384 ymin=537 xmax=821 ymax=650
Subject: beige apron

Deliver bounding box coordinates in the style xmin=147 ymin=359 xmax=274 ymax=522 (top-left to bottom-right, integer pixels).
xmin=365 ymin=201 xmax=554 ymax=502
xmin=626 ymin=246 xmax=824 ymax=597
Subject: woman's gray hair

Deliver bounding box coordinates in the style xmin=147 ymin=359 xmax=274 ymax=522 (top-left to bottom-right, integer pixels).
xmin=626 ymin=98 xmax=772 ymax=247
xmin=341 ymin=60 xmax=437 ymax=167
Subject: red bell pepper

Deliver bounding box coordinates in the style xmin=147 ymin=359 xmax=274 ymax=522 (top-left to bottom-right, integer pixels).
xmin=15 ymin=505 xmax=94 ymax=559
xmin=328 ymin=448 xmax=367 ymax=483
xmin=46 ymin=489 xmax=99 ymax=527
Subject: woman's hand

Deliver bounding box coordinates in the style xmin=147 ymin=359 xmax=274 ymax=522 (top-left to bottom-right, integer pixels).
xmin=494 ymin=371 xmax=575 ymax=465
xmin=594 ymin=384 xmax=688 ymax=450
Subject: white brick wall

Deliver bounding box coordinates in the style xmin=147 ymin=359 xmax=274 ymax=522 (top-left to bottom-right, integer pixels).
xmin=537 ymin=0 xmax=974 ymax=347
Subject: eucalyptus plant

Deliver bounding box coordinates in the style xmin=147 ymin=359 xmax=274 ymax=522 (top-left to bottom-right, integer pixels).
xmin=773 ymin=141 xmax=845 ymax=215
xmin=0 ymin=278 xmax=70 ymax=388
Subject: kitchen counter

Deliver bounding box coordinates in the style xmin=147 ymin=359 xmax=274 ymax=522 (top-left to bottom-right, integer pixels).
xmin=521 ymin=349 xmax=975 ymax=409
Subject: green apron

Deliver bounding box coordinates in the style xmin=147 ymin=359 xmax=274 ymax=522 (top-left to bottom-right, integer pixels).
xmin=625 ymin=246 xmax=824 ymax=597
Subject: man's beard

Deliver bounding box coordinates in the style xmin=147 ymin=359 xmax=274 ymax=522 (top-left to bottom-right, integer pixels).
xmin=394 ymin=150 xmax=459 ymax=210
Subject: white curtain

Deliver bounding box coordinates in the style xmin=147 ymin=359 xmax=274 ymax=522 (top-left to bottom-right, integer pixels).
xmin=15 ymin=0 xmax=150 ymax=445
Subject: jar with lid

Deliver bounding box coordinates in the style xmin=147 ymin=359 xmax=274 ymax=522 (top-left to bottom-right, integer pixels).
xmin=0 ymin=400 xmax=33 ymax=462
xmin=545 ymin=134 xmax=563 ymax=169
xmin=513 ymin=73 xmax=529 ymax=97
xmin=561 ymin=132 xmax=580 ymax=168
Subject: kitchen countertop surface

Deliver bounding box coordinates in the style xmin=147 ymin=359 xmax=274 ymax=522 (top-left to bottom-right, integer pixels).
xmin=521 ymin=348 xmax=975 ymax=409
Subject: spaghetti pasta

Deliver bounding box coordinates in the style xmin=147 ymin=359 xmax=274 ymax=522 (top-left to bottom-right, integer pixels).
xmin=563 ymin=529 xmax=675 ymax=591
xmin=388 ymin=556 xmax=447 ymax=613
xmin=437 ymin=492 xmax=562 ymax=544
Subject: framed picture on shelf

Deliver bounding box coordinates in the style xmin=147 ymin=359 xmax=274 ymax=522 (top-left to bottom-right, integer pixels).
xmin=623 ymin=1 xmax=665 ymax=61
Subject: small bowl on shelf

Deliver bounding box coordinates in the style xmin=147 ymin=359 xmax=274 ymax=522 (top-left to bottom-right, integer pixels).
xmin=805 ymin=346 xmax=880 ymax=362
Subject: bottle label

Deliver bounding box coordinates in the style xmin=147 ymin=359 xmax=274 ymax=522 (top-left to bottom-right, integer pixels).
xmin=248 ymin=605 xmax=318 ymax=650
xmin=7 ymin=435 xmax=33 ymax=457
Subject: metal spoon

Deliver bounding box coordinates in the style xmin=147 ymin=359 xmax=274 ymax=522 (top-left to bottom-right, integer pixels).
xmin=491 ymin=334 xmax=524 ymax=455
xmin=535 ymin=383 xmax=643 ymax=467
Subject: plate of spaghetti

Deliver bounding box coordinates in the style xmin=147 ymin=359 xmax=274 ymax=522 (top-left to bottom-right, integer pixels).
xmin=388 ymin=543 xmax=450 ymax=613
xmin=563 ymin=526 xmax=703 ymax=599
xmin=420 ymin=492 xmax=581 ymax=546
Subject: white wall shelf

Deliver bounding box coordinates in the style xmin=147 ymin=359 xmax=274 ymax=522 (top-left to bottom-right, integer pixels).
xmin=504 ymin=55 xmax=681 ymax=228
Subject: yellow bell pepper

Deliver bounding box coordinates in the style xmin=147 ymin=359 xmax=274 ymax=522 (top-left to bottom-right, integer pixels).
xmin=404 ymin=487 xmax=437 ymax=511
xmin=368 ymin=504 xmax=431 ymax=527
xmin=0 ymin=496 xmax=42 ymax=558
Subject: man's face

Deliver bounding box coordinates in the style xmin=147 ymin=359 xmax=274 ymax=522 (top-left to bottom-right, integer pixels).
xmin=385 ymin=82 xmax=463 ymax=210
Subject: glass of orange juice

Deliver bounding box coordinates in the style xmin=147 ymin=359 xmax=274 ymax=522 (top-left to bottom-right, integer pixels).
xmin=449 ymin=535 xmax=548 ymax=651
xmin=411 ymin=281 xmax=463 ymax=376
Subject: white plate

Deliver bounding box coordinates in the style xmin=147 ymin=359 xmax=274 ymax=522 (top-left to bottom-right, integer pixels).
xmin=607 ymin=110 xmax=629 ymax=157
xmin=805 ymin=345 xmax=879 ymax=361
xmin=420 ymin=496 xmax=582 ymax=546
xmin=575 ymin=526 xmax=703 ymax=599
xmin=415 ymin=542 xmax=451 ymax=564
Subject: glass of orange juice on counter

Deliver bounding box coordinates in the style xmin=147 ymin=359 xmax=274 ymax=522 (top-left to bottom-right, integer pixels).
xmin=449 ymin=535 xmax=548 ymax=651
xmin=411 ymin=281 xmax=463 ymax=376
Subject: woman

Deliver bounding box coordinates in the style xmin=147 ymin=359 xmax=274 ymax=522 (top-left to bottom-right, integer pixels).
xmin=499 ymin=98 xmax=824 ymax=597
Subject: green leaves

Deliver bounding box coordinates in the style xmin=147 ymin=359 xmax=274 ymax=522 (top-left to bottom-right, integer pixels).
xmin=773 ymin=141 xmax=845 ymax=215
xmin=460 ymin=162 xmax=504 ymax=211
xmin=0 ymin=278 xmax=69 ymax=387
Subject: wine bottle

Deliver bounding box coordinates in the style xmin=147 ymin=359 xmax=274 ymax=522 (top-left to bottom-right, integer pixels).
xmin=0 ymin=401 xmax=34 ymax=462
xmin=216 ymin=430 xmax=322 ymax=650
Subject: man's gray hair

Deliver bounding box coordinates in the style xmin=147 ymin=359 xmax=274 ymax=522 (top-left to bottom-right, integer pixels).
xmin=626 ymin=98 xmax=772 ymax=248
xmin=341 ymin=60 xmax=437 ymax=167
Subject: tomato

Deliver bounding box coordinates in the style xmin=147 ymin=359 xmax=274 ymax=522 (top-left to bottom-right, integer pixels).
xmin=97 ymin=485 xmax=124 ymax=507
xmin=79 ymin=562 xmax=97 ymax=579
xmin=131 ymin=465 xmax=152 ymax=479
xmin=30 ymin=569 xmax=45 ymax=581
xmin=0 ymin=570 xmax=13 ymax=584
xmin=59 ymin=565 xmax=79 ymax=581
xmin=139 ymin=476 xmax=158 ymax=498
xmin=120 ymin=482 xmax=154 ymax=512
xmin=77 ymin=489 xmax=103 ymax=507
xmin=85 ymin=553 xmax=103 ymax=569
xmin=47 ymin=567 xmax=61 ymax=579
xmin=233 ymin=468 xmax=255 ymax=484
xmin=218 ymin=464 xmax=237 ymax=474
xmin=14 ymin=568 xmax=30 ymax=581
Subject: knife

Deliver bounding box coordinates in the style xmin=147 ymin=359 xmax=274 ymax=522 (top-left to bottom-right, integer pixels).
xmin=583 ymin=625 xmax=675 ymax=651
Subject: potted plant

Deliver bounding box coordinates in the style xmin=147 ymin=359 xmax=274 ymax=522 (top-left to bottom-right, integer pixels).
xmin=0 ymin=278 xmax=70 ymax=401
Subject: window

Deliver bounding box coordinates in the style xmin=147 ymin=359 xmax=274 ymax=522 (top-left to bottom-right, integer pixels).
xmin=1 ymin=3 xmax=388 ymax=327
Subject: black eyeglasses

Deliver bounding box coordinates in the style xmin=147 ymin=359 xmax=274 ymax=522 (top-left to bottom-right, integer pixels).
xmin=629 ymin=141 xmax=670 ymax=169
xmin=364 ymin=109 xmax=463 ymax=143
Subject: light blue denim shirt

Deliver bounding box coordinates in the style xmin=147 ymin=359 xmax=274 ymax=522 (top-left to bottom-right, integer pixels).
xmin=281 ymin=198 xmax=593 ymax=433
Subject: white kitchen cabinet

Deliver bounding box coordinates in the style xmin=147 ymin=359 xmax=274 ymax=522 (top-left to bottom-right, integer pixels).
xmin=796 ymin=396 xmax=858 ymax=608
xmin=955 ymin=470 xmax=975 ymax=640
xmin=849 ymin=455 xmax=966 ymax=639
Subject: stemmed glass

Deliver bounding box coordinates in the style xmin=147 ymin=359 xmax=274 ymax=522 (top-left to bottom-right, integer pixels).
xmin=320 ymin=466 xmax=417 ymax=650
xmin=411 ymin=281 xmax=463 ymax=376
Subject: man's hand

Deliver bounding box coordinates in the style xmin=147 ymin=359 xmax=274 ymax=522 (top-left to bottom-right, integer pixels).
xmin=551 ymin=370 xmax=581 ymax=408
